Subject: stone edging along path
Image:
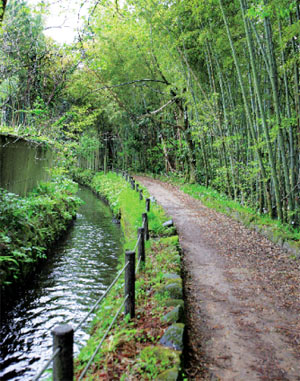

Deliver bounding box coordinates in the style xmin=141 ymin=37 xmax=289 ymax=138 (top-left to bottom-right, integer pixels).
xmin=136 ymin=176 xmax=300 ymax=381
xmin=224 ymin=209 xmax=299 ymax=259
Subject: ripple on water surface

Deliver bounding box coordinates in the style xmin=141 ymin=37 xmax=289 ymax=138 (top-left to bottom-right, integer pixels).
xmin=0 ymin=186 xmax=123 ymax=380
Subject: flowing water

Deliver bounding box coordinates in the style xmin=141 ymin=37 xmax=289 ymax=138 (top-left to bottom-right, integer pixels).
xmin=0 ymin=186 xmax=123 ymax=380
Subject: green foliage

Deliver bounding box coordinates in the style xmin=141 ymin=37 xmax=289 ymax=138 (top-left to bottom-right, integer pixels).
xmin=180 ymin=182 xmax=300 ymax=244
xmin=0 ymin=0 xmax=78 ymax=135
xmin=74 ymin=169 xmax=170 ymax=247
xmin=2 ymin=0 xmax=299 ymax=224
xmin=77 ymin=135 xmax=100 ymax=159
xmin=0 ymin=174 xmax=81 ymax=288
xmin=134 ymin=346 xmax=180 ymax=379
xmin=151 ymin=171 xmax=299 ymax=248
xmin=74 ymin=171 xmax=184 ymax=379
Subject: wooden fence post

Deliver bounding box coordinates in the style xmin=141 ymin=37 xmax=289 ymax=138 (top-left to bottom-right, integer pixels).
xmin=52 ymin=324 xmax=74 ymax=381
xmin=125 ymin=251 xmax=135 ymax=318
xmin=139 ymin=189 xmax=143 ymax=200
xmin=146 ymin=198 xmax=150 ymax=212
xmin=138 ymin=227 xmax=145 ymax=266
xmin=136 ymin=183 xmax=139 ymax=192
xmin=142 ymin=213 xmax=149 ymax=240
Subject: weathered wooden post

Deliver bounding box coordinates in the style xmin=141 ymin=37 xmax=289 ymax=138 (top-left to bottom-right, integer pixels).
xmin=146 ymin=198 xmax=150 ymax=212
xmin=131 ymin=180 xmax=135 ymax=190
xmin=136 ymin=183 xmax=139 ymax=192
xmin=139 ymin=189 xmax=143 ymax=200
xmin=125 ymin=251 xmax=135 ymax=318
xmin=52 ymin=324 xmax=74 ymax=381
xmin=138 ymin=227 xmax=145 ymax=267
xmin=142 ymin=213 xmax=149 ymax=241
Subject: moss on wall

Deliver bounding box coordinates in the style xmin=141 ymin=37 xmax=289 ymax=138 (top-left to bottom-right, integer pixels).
xmin=0 ymin=134 xmax=53 ymax=196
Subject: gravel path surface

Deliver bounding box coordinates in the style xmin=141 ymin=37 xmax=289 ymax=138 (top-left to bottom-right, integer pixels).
xmin=136 ymin=176 xmax=300 ymax=381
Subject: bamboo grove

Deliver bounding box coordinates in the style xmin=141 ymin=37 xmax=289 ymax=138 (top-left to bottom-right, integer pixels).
xmin=0 ymin=0 xmax=299 ymax=224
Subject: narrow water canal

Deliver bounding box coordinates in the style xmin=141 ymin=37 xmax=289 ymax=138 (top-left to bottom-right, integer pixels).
xmin=0 ymin=186 xmax=123 ymax=380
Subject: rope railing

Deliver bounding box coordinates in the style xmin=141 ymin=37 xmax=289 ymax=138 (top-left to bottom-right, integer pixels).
xmin=32 ymin=169 xmax=151 ymax=380
xmin=74 ymin=261 xmax=129 ymax=332
xmin=133 ymin=233 xmax=141 ymax=253
xmin=32 ymin=347 xmax=60 ymax=381
xmin=78 ymin=295 xmax=129 ymax=381
xmin=33 ymin=260 xmax=132 ymax=380
xmin=136 ymin=256 xmax=142 ymax=274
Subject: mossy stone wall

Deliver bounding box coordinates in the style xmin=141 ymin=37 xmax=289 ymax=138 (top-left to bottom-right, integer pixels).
xmin=0 ymin=134 xmax=53 ymax=196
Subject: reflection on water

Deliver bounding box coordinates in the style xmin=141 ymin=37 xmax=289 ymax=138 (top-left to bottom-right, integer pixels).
xmin=0 ymin=186 xmax=123 ymax=380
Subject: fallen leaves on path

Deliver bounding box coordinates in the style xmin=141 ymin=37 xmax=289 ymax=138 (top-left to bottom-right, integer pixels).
xmin=136 ymin=177 xmax=300 ymax=381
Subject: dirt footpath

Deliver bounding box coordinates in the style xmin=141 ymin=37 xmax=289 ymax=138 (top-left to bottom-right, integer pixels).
xmin=136 ymin=177 xmax=300 ymax=381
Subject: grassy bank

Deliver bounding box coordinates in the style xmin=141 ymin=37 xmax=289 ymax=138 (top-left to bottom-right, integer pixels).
xmin=150 ymin=173 xmax=300 ymax=257
xmin=0 ymin=170 xmax=81 ymax=289
xmin=72 ymin=169 xmax=186 ymax=380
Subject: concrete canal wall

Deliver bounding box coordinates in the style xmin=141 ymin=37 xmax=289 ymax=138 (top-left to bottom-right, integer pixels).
xmin=0 ymin=134 xmax=53 ymax=196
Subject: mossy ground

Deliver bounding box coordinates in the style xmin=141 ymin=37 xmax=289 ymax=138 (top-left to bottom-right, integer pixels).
xmin=73 ymin=170 xmax=186 ymax=380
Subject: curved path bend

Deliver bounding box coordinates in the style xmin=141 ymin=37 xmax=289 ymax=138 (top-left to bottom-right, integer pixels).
xmin=136 ymin=176 xmax=300 ymax=381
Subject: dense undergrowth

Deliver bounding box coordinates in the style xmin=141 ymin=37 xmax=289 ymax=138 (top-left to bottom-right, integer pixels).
xmin=0 ymin=170 xmax=81 ymax=289
xmin=72 ymin=169 xmax=185 ymax=380
xmin=150 ymin=172 xmax=300 ymax=254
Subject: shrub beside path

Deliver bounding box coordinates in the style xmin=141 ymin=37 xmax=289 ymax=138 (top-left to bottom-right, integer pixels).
xmin=136 ymin=176 xmax=300 ymax=381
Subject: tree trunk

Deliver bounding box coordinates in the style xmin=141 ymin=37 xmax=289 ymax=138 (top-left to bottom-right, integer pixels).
xmin=238 ymin=0 xmax=283 ymax=221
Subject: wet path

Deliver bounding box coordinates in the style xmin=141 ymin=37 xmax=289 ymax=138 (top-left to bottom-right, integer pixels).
xmin=0 ymin=186 xmax=123 ymax=380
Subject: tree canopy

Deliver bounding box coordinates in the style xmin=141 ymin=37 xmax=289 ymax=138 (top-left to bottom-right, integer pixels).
xmin=1 ymin=0 xmax=299 ymax=224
